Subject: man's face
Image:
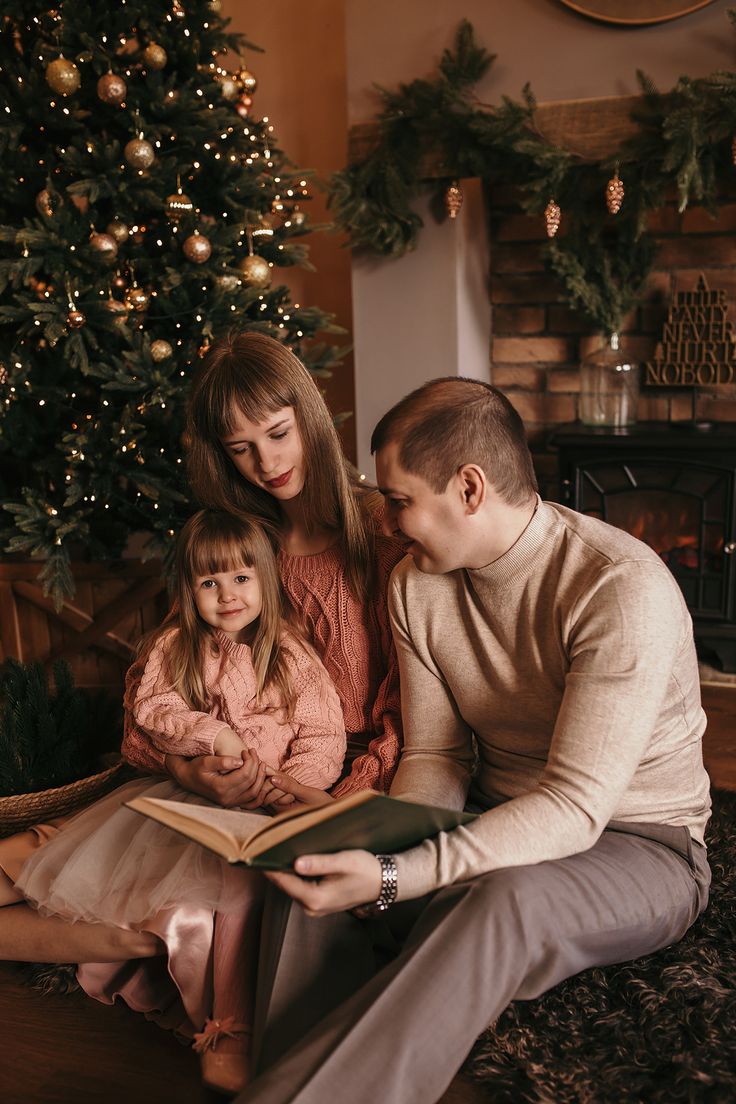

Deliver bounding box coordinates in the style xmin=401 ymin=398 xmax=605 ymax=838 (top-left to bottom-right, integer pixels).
xmin=376 ymin=441 xmax=469 ymax=574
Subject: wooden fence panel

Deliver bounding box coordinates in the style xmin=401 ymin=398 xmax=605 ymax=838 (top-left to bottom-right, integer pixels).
xmin=0 ymin=561 xmax=168 ymax=695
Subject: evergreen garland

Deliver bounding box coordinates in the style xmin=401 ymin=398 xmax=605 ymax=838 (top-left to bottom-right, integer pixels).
xmin=329 ymin=17 xmax=736 ymax=337
xmin=0 ymin=658 xmax=122 ymax=797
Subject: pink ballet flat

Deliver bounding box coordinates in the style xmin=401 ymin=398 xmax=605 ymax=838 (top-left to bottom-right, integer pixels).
xmin=193 ymin=1017 xmax=252 ymax=1095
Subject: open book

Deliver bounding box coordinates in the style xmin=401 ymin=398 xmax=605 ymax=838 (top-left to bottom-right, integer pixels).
xmin=126 ymin=789 xmax=477 ymax=870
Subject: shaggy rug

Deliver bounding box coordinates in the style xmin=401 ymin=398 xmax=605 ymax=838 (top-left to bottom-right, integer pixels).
xmin=464 ymin=788 xmax=736 ymax=1104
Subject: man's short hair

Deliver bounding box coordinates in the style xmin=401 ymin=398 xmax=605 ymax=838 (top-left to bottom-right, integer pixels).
xmin=371 ymin=377 xmax=538 ymax=506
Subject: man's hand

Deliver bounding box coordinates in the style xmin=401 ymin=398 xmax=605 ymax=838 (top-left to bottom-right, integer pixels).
xmin=265 ymin=850 xmax=382 ymax=917
xmin=166 ymin=749 xmax=270 ymax=809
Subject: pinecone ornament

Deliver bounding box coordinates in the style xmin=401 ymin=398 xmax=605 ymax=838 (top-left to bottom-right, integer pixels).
xmin=544 ymin=199 xmax=561 ymax=239
xmin=444 ymin=181 xmax=463 ymax=220
xmin=606 ymin=171 xmax=625 ymax=215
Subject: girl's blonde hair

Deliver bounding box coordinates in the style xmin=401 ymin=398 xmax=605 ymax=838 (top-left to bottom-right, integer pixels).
xmin=146 ymin=510 xmax=300 ymax=716
xmin=186 ymin=332 xmax=374 ymax=598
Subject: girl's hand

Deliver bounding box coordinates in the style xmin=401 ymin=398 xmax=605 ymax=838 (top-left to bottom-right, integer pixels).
xmin=262 ymin=772 xmax=334 ymax=809
xmin=213 ymin=726 xmax=245 ymax=758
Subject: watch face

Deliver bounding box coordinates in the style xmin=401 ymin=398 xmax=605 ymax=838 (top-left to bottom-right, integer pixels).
xmin=557 ymin=0 xmax=715 ymax=24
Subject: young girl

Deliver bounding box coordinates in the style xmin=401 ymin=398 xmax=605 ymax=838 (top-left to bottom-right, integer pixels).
xmin=13 ymin=509 xmax=346 ymax=1093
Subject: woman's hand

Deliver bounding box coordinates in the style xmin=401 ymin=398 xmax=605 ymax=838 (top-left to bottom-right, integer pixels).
xmin=166 ymin=749 xmax=270 ymax=809
xmin=265 ymin=850 xmax=382 ymax=917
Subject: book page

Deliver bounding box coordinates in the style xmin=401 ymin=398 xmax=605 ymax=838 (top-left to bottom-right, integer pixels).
xmin=126 ymin=797 xmax=272 ymax=861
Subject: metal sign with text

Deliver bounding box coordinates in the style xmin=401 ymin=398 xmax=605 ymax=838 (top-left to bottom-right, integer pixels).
xmin=644 ymin=274 xmax=736 ymax=387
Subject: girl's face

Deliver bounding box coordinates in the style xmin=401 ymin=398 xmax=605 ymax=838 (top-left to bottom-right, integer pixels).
xmin=220 ymin=405 xmax=305 ymax=502
xmin=193 ymin=564 xmax=263 ymax=644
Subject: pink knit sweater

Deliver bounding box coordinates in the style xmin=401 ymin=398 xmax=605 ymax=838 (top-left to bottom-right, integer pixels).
xmin=124 ymin=628 xmax=346 ymax=790
xmin=122 ymin=528 xmax=405 ymax=795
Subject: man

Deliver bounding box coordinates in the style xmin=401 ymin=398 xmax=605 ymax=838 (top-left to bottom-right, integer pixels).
xmin=240 ymin=377 xmax=711 ymax=1104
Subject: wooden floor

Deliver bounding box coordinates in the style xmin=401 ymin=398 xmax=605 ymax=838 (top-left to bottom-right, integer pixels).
xmin=1 ymin=683 xmax=734 ymax=1104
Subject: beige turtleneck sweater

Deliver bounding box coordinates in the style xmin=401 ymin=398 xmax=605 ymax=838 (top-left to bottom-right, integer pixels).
xmin=388 ymin=499 xmax=711 ymax=902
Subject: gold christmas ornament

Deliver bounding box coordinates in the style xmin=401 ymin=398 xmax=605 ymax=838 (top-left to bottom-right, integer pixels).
xmin=103 ymin=297 xmax=129 ymax=325
xmin=112 ymin=272 xmax=128 ymax=291
xmin=97 ymin=72 xmax=127 ymax=105
xmin=216 ymin=273 xmax=240 ymax=292
xmin=125 ymin=284 xmax=150 ymax=312
xmin=544 ymin=198 xmax=561 ymax=239
xmin=89 ymin=231 xmax=119 ymax=262
xmin=208 ymin=0 xmax=222 ymax=11
xmin=165 ymin=190 xmax=194 ymax=223
xmin=151 ymin=339 xmax=173 ymax=362
xmin=124 ymin=136 xmax=155 ymax=170
xmin=183 ymin=232 xmax=212 ymax=264
xmin=219 ymin=73 xmax=241 ymax=101
xmin=172 ymin=0 xmax=186 ymax=18
xmin=106 ymin=219 xmax=129 ymax=244
xmin=444 ymin=181 xmax=463 ymax=220
xmin=67 ymin=308 xmax=86 ymax=329
xmin=237 ymin=68 xmax=257 ymax=94
xmin=45 ymin=57 xmax=81 ymax=96
xmin=35 ymin=188 xmax=60 ymax=218
xmin=0 ymin=364 xmax=8 ymax=385
xmin=606 ymin=170 xmax=625 ymax=215
xmin=143 ymin=43 xmax=167 ymax=71
xmin=238 ymin=253 xmax=270 ymax=289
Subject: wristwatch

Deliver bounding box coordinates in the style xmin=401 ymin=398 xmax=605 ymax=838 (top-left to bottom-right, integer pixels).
xmin=353 ymin=854 xmax=398 ymax=917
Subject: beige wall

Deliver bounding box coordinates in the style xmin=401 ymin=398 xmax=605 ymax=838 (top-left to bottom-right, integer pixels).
xmin=221 ymin=0 xmax=356 ymax=461
xmin=222 ymin=1 xmax=735 ymax=467
xmin=345 ymin=0 xmax=733 ymax=123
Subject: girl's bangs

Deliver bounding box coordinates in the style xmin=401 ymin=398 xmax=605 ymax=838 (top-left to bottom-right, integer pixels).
xmin=187 ymin=529 xmax=255 ymax=578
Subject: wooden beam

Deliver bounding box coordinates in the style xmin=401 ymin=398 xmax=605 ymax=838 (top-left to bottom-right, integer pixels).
xmin=44 ymin=575 xmax=166 ymax=666
xmin=348 ymin=94 xmax=644 ymax=170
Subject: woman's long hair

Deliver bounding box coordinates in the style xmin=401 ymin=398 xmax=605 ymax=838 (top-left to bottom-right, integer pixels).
xmin=186 ymin=332 xmax=374 ymax=599
xmin=144 ymin=510 xmax=300 ymax=716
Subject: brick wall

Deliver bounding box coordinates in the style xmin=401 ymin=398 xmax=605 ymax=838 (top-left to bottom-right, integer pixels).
xmin=487 ymin=185 xmax=736 ymax=498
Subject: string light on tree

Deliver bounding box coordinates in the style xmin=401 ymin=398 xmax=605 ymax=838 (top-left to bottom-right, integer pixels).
xmin=544 ymin=198 xmax=561 ymax=238
xmin=606 ymin=168 xmax=625 ymax=215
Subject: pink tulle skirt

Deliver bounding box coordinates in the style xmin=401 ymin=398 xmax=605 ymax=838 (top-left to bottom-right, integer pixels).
xmin=15 ymin=777 xmax=267 ymax=926
xmin=13 ymin=776 xmax=269 ymax=1036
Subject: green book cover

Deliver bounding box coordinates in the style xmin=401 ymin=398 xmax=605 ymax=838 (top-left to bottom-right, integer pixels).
xmin=126 ymin=790 xmax=477 ymax=870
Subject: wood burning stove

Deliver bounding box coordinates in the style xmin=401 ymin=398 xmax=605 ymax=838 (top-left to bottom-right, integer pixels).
xmin=551 ymin=422 xmax=736 ymax=672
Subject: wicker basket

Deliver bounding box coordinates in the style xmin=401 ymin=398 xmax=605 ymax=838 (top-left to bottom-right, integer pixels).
xmin=0 ymin=756 xmax=130 ymax=837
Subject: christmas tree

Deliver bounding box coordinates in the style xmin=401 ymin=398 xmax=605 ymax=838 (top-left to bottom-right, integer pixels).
xmin=0 ymin=0 xmax=342 ymax=605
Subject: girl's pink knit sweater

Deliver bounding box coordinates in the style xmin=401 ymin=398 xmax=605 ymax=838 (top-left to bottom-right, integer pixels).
xmin=126 ymin=628 xmax=346 ymax=791
xmin=122 ymin=529 xmax=405 ymax=795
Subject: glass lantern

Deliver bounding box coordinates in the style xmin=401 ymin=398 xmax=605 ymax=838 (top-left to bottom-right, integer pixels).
xmin=579 ymin=332 xmax=639 ymax=428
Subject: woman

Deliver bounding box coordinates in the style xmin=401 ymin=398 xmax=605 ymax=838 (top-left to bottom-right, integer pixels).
xmin=0 ymin=332 xmax=405 ymax=1091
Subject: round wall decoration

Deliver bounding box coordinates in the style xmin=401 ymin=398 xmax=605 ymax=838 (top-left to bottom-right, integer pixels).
xmin=558 ymin=0 xmax=716 ymax=25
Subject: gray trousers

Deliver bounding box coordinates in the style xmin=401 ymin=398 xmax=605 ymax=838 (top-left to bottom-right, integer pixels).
xmin=239 ymin=823 xmax=710 ymax=1104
